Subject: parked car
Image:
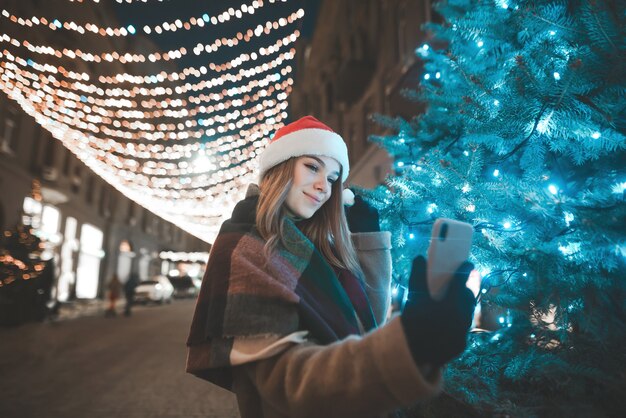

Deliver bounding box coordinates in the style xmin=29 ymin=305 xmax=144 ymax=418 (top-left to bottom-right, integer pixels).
xmin=133 ymin=276 xmax=174 ymax=304
xmin=168 ymin=275 xmax=201 ymax=299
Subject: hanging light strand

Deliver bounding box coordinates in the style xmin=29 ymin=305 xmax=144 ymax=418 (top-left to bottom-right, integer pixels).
xmin=0 ymin=10 xmax=304 ymax=64
xmin=2 ymin=1 xmax=270 ymax=37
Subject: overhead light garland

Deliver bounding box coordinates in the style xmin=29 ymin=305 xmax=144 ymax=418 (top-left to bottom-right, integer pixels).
xmin=0 ymin=10 xmax=303 ymax=64
xmin=0 ymin=0 xmax=301 ymax=242
xmin=2 ymin=1 xmax=281 ymax=37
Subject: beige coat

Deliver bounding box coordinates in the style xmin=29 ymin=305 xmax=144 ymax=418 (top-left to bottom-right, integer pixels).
xmin=221 ymin=231 xmax=442 ymax=418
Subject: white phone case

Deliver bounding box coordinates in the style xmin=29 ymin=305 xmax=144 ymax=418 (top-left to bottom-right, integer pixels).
xmin=427 ymin=218 xmax=474 ymax=301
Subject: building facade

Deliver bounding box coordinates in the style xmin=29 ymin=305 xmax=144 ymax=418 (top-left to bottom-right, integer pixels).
xmin=290 ymin=0 xmax=437 ymax=188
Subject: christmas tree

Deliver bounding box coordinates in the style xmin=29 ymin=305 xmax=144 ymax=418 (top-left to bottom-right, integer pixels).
xmin=367 ymin=0 xmax=626 ymax=416
xmin=0 ymin=181 xmax=51 ymax=326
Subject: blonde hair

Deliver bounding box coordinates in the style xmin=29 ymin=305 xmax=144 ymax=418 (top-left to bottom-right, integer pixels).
xmin=257 ymin=157 xmax=363 ymax=277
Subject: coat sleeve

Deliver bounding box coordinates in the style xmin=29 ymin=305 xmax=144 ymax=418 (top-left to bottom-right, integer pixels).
xmin=233 ymin=316 xmax=442 ymax=418
xmin=352 ymin=231 xmax=393 ymax=325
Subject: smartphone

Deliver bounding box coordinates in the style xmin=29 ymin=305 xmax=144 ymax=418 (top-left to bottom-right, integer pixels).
xmin=427 ymin=218 xmax=474 ymax=301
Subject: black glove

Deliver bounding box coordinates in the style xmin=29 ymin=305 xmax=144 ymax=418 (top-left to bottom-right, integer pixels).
xmin=345 ymin=195 xmax=380 ymax=233
xmin=400 ymin=256 xmax=476 ymax=367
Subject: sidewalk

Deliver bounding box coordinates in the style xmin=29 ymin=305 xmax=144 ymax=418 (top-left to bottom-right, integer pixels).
xmin=55 ymin=299 xmax=108 ymax=321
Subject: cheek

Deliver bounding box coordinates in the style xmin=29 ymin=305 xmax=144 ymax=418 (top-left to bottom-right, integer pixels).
xmin=322 ymin=187 xmax=333 ymax=203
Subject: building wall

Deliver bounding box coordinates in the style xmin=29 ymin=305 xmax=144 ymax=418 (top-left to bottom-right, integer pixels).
xmin=290 ymin=0 xmax=435 ymax=188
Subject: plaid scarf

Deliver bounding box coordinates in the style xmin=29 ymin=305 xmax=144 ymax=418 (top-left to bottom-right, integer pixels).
xmin=186 ymin=192 xmax=376 ymax=390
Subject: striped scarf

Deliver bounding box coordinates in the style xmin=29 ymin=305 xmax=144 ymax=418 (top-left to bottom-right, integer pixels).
xmin=186 ymin=192 xmax=376 ymax=389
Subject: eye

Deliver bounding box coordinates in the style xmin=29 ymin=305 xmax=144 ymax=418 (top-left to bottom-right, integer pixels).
xmin=304 ymin=163 xmax=319 ymax=172
xmin=328 ymin=177 xmax=338 ymax=184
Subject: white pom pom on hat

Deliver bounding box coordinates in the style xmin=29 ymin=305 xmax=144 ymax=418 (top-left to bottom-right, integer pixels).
xmin=259 ymin=116 xmax=350 ymax=182
xmin=342 ymin=188 xmax=355 ymax=207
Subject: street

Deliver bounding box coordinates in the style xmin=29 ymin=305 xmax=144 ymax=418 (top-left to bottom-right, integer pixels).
xmin=0 ymin=300 xmax=240 ymax=418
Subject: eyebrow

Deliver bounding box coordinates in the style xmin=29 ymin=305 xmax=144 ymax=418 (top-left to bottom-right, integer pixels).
xmin=307 ymin=156 xmax=340 ymax=177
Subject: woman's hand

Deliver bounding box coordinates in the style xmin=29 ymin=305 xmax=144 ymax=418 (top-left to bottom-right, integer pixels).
xmin=344 ymin=193 xmax=380 ymax=233
xmin=400 ymin=256 xmax=476 ymax=368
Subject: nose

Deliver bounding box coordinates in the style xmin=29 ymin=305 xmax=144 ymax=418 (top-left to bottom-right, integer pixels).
xmin=314 ymin=174 xmax=329 ymax=194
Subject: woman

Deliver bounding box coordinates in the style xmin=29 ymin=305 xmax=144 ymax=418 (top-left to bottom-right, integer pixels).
xmin=186 ymin=116 xmax=476 ymax=418
xmin=105 ymin=274 xmax=122 ymax=317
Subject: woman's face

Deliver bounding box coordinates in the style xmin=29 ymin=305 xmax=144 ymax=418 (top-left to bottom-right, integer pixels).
xmin=284 ymin=156 xmax=341 ymax=220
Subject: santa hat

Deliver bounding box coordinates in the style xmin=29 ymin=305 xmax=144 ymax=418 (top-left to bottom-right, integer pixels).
xmin=259 ymin=116 xmax=350 ymax=183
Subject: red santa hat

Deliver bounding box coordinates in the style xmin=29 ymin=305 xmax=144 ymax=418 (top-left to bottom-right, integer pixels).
xmin=258 ymin=116 xmax=350 ymax=183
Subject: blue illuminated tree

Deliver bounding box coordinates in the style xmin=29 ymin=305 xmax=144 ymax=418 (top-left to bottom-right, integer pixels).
xmin=367 ymin=0 xmax=626 ymax=416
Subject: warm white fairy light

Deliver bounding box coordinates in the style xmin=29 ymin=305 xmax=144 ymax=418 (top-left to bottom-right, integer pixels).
xmin=0 ymin=61 xmax=294 ymax=149
xmin=0 ymin=61 xmax=290 ymax=184
xmin=1 ymin=10 xmax=303 ymax=64
xmin=1 ymin=31 xmax=298 ymax=105
xmin=1 ymin=53 xmax=294 ymax=122
xmin=1 ymin=42 xmax=295 ymax=122
xmin=2 ymin=1 xmax=268 ymax=37
xmin=0 ymin=4 xmax=301 ymax=243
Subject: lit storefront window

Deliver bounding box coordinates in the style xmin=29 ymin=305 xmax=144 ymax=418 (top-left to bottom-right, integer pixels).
xmin=57 ymin=217 xmax=78 ymax=302
xmin=75 ymin=223 xmax=105 ymax=299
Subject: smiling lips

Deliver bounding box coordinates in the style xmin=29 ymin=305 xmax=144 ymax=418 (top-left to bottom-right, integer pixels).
xmin=303 ymin=192 xmax=322 ymax=204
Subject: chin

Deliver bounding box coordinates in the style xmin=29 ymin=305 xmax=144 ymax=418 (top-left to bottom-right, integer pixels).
xmin=296 ymin=209 xmax=316 ymax=220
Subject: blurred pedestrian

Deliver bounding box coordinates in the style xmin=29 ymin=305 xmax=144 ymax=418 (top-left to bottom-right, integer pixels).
xmin=124 ymin=273 xmax=138 ymax=317
xmin=105 ymin=274 xmax=122 ymax=317
xmin=186 ymin=116 xmax=476 ymax=417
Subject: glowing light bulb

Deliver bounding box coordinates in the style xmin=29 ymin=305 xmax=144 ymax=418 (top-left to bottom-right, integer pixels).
xmin=548 ymin=184 xmax=558 ymax=195
xmin=424 ymin=73 xmax=431 ymax=80
xmin=592 ymin=132 xmax=601 ymax=139
xmin=493 ymin=169 xmax=500 ymax=177
xmin=553 ymin=72 xmax=561 ymax=80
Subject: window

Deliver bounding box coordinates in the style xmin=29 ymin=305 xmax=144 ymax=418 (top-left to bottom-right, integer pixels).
xmin=86 ymin=177 xmax=96 ymax=205
xmin=1 ymin=106 xmax=20 ymax=154
xmin=43 ymin=134 xmax=57 ymax=167
xmin=58 ymin=217 xmax=78 ymax=301
xmin=29 ymin=124 xmax=44 ymax=171
xmin=62 ymin=149 xmax=72 ymax=176
xmin=71 ymin=166 xmax=81 ymax=193
xmin=99 ymin=186 xmax=108 ymax=217
xmin=40 ymin=205 xmax=61 ymax=244
xmin=23 ymin=196 xmax=42 ymax=228
xmin=75 ymin=223 xmax=104 ymax=299
xmin=127 ymin=201 xmax=137 ymax=225
xmin=142 ymin=209 xmax=150 ymax=233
